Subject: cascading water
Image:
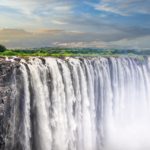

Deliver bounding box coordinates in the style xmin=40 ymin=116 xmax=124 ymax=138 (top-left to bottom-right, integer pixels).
xmin=5 ymin=57 xmax=150 ymax=150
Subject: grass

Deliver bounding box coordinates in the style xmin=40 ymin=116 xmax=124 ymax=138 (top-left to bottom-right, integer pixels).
xmin=0 ymin=49 xmax=75 ymax=57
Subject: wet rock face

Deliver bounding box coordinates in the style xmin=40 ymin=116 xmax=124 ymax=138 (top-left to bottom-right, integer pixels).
xmin=0 ymin=60 xmax=18 ymax=150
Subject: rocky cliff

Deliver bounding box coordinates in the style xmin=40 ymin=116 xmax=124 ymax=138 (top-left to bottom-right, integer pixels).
xmin=0 ymin=58 xmax=19 ymax=149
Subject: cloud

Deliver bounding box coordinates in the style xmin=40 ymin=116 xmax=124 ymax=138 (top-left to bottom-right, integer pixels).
xmin=112 ymin=35 xmax=150 ymax=49
xmin=0 ymin=28 xmax=64 ymax=48
xmin=0 ymin=0 xmax=149 ymax=49
xmin=0 ymin=0 xmax=75 ymax=31
xmin=1 ymin=26 xmax=150 ymax=49
xmin=0 ymin=0 xmax=73 ymax=16
xmin=0 ymin=29 xmax=31 ymax=40
xmin=94 ymin=0 xmax=150 ymax=16
xmin=54 ymin=41 xmax=114 ymax=48
xmin=51 ymin=20 xmax=67 ymax=25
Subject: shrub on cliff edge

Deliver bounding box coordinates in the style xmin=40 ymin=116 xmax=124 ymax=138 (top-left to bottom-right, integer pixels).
xmin=0 ymin=45 xmax=6 ymax=52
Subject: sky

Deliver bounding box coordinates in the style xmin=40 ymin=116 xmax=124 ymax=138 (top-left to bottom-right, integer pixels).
xmin=0 ymin=0 xmax=150 ymax=49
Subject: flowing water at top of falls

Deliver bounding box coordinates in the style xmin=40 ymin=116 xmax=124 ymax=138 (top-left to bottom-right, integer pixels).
xmin=6 ymin=57 xmax=150 ymax=150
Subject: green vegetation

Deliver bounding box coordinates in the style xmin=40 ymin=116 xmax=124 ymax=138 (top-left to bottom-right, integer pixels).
xmin=0 ymin=44 xmax=6 ymax=52
xmin=0 ymin=47 xmax=149 ymax=58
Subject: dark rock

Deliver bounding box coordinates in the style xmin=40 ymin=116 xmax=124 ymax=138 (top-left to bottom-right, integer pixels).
xmin=0 ymin=60 xmax=19 ymax=150
xmin=14 ymin=57 xmax=21 ymax=62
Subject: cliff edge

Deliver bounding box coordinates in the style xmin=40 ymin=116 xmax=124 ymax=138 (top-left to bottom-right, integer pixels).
xmin=0 ymin=59 xmax=18 ymax=149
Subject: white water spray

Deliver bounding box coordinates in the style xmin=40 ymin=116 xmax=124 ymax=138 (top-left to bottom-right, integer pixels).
xmin=9 ymin=57 xmax=150 ymax=150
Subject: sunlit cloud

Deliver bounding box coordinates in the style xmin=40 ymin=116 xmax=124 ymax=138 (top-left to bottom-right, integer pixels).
xmin=52 ymin=20 xmax=68 ymax=25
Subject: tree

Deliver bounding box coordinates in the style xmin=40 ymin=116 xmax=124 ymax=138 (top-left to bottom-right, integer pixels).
xmin=0 ymin=45 xmax=6 ymax=52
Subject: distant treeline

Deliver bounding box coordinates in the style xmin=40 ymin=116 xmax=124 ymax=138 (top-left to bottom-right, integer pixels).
xmin=11 ymin=48 xmax=150 ymax=55
xmin=0 ymin=47 xmax=150 ymax=57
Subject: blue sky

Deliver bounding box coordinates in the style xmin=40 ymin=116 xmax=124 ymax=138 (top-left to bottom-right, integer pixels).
xmin=0 ymin=0 xmax=150 ymax=49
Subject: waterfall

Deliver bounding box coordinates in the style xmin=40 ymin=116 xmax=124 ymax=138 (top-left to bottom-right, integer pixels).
xmin=6 ymin=57 xmax=150 ymax=150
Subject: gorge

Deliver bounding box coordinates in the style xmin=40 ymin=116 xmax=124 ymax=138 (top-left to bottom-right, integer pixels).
xmin=0 ymin=57 xmax=150 ymax=150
